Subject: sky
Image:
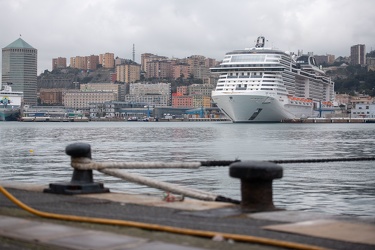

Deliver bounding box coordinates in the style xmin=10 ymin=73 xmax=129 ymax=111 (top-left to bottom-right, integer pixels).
xmin=1 ymin=0 xmax=374 ymax=76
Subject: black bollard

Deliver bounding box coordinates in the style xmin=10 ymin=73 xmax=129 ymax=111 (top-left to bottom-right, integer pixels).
xmin=229 ymin=161 xmax=282 ymax=212
xmin=44 ymin=143 xmax=109 ymax=195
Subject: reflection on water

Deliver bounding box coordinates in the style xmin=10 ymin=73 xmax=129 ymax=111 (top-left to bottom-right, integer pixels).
xmin=0 ymin=121 xmax=374 ymax=217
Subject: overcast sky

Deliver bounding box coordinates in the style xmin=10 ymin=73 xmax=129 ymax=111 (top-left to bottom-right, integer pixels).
xmin=1 ymin=0 xmax=374 ymax=76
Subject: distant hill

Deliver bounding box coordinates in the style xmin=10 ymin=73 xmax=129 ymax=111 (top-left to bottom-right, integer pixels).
xmin=37 ymin=67 xmax=114 ymax=90
xmin=327 ymin=65 xmax=375 ymax=96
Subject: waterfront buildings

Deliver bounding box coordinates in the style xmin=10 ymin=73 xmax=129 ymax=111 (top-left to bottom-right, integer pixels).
xmin=80 ymin=83 xmax=122 ymax=100
xmin=2 ymin=38 xmax=37 ymax=106
xmin=172 ymin=84 xmax=214 ymax=108
xmin=63 ymin=90 xmax=117 ymax=109
xmin=39 ymin=88 xmax=64 ymax=105
xmin=351 ymin=103 xmax=375 ymax=118
xmin=125 ymin=82 xmax=171 ymax=106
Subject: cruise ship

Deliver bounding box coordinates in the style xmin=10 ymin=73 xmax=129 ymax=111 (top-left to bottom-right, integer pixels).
xmin=211 ymin=36 xmax=334 ymax=122
xmin=0 ymin=83 xmax=23 ymax=121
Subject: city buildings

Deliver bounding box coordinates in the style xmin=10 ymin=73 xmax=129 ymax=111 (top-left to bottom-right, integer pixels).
xmin=2 ymin=37 xmax=38 ymax=106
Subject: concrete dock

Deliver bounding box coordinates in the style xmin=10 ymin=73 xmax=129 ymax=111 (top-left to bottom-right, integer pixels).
xmin=0 ymin=182 xmax=374 ymax=250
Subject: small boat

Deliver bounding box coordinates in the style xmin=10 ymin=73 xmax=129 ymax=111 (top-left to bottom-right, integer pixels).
xmin=127 ymin=116 xmax=138 ymax=121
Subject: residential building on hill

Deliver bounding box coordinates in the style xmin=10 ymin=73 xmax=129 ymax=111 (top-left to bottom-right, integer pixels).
xmin=141 ymin=53 xmax=168 ymax=73
xmin=350 ymin=44 xmax=366 ymax=65
xmin=100 ymin=53 xmax=115 ymax=69
xmin=146 ymin=60 xmax=172 ymax=79
xmin=116 ymin=62 xmax=141 ymax=83
xmin=52 ymin=57 xmax=67 ymax=70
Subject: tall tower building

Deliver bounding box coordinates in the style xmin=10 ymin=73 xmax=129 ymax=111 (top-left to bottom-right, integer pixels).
xmin=2 ymin=38 xmax=38 ymax=105
xmin=350 ymin=44 xmax=366 ymax=65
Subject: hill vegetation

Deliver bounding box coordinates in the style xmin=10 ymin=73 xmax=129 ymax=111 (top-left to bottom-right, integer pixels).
xmin=330 ymin=65 xmax=375 ymax=96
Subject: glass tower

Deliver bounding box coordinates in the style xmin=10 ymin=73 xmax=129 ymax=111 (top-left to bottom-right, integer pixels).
xmin=2 ymin=38 xmax=38 ymax=106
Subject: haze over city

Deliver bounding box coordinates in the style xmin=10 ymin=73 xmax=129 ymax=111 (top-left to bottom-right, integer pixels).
xmin=1 ymin=0 xmax=374 ymax=75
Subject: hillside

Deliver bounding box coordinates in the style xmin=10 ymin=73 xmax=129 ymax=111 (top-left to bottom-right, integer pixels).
xmin=37 ymin=67 xmax=113 ymax=89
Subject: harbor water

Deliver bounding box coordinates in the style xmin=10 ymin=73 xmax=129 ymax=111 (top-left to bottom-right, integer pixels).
xmin=0 ymin=121 xmax=374 ymax=218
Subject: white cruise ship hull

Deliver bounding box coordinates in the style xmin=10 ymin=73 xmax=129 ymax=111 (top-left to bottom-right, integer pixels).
xmin=212 ymin=92 xmax=312 ymax=122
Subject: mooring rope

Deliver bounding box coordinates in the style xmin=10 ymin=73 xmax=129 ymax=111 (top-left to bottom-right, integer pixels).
xmin=71 ymin=156 xmax=375 ymax=171
xmin=268 ymin=157 xmax=375 ymax=164
xmin=70 ymin=157 xmax=240 ymax=204
xmin=69 ymin=156 xmax=374 ymax=204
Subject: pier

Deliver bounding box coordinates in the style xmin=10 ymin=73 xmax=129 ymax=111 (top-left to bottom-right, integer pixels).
xmin=282 ymin=117 xmax=375 ymax=123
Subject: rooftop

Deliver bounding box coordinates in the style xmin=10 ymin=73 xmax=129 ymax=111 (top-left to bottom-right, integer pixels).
xmin=3 ymin=37 xmax=35 ymax=49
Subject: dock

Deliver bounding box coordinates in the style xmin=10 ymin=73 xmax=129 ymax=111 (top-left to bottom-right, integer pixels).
xmin=1 ymin=183 xmax=374 ymax=250
xmin=1 ymin=143 xmax=374 ymax=250
xmin=282 ymin=117 xmax=375 ymax=123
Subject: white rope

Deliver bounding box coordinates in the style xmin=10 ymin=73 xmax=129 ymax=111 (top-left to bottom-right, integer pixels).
xmin=99 ymin=168 xmax=217 ymax=201
xmin=70 ymin=157 xmax=219 ymax=201
xmin=71 ymin=157 xmax=202 ymax=170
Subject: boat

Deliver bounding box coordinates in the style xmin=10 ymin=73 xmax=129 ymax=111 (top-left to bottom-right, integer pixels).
xmin=0 ymin=83 xmax=23 ymax=121
xmin=127 ymin=116 xmax=138 ymax=121
xmin=211 ymin=36 xmax=334 ymax=122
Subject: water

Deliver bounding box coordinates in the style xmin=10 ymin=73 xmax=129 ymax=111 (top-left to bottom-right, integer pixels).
xmin=0 ymin=121 xmax=374 ymax=218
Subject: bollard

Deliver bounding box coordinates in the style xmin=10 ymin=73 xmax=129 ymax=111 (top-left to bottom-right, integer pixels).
xmin=44 ymin=143 xmax=109 ymax=195
xmin=229 ymin=161 xmax=282 ymax=212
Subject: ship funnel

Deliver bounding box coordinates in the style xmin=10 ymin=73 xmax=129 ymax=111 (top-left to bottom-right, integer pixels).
xmin=255 ymin=36 xmax=266 ymax=48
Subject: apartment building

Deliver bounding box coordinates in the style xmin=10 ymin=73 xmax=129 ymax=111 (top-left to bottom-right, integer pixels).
xmin=129 ymin=82 xmax=171 ymax=96
xmin=69 ymin=55 xmax=99 ymax=70
xmin=188 ymin=84 xmax=214 ymax=96
xmin=172 ymin=94 xmax=193 ymax=108
xmin=350 ymin=44 xmax=366 ymax=65
xmin=176 ymin=86 xmax=188 ymax=95
xmin=100 ymin=53 xmax=115 ymax=69
xmin=52 ymin=57 xmax=67 ymax=70
xmin=63 ymin=90 xmax=117 ymax=109
xmin=125 ymin=82 xmax=171 ymax=106
xmin=116 ymin=62 xmax=141 ymax=83
xmin=351 ymin=103 xmax=375 ymax=118
xmin=80 ymin=83 xmax=121 ymax=100
xmin=39 ymin=88 xmax=64 ymax=105
xmin=87 ymin=55 xmax=99 ymax=70
xmin=172 ymin=63 xmax=190 ymax=79
xmin=141 ymin=53 xmax=168 ymax=72
xmin=192 ymin=95 xmax=211 ymax=108
xmin=145 ymin=60 xmax=172 ymax=79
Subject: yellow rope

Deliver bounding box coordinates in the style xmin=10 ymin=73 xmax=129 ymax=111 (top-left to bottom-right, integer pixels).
xmin=0 ymin=186 xmax=329 ymax=250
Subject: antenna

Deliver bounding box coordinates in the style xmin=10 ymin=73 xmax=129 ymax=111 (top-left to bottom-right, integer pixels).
xmin=132 ymin=44 xmax=135 ymax=62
